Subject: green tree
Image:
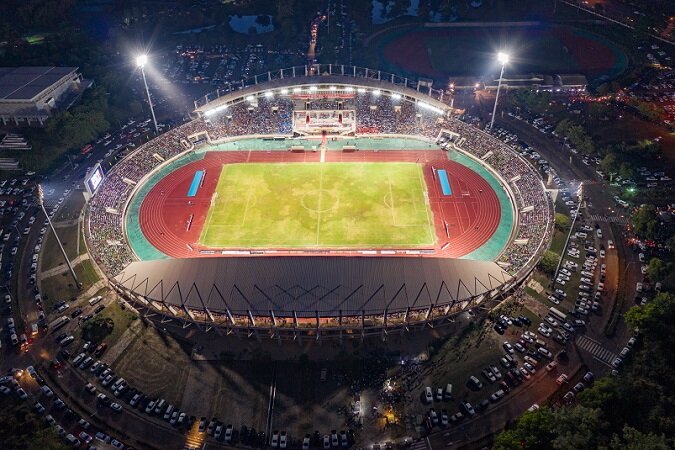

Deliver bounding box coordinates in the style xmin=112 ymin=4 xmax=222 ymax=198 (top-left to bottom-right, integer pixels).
xmin=493 ymin=408 xmax=555 ymax=450
xmin=631 ymin=205 xmax=659 ymax=240
xmin=554 ymin=213 xmax=571 ymax=232
xmin=646 ymin=258 xmax=671 ymax=283
xmin=539 ymin=250 xmax=559 ymax=274
xmin=600 ymin=153 xmax=618 ymax=175
xmin=618 ymin=163 xmax=634 ymax=181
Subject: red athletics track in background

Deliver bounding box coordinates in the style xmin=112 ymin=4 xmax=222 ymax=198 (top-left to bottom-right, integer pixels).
xmin=137 ymin=149 xmax=502 ymax=259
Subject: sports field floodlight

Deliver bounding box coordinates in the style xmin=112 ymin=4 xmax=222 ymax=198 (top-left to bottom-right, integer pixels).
xmin=490 ymin=51 xmax=510 ymax=130
xmin=135 ymin=53 xmax=159 ymax=135
xmin=136 ymin=54 xmax=148 ymax=68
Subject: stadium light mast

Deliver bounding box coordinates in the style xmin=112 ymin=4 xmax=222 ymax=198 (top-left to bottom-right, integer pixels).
xmin=136 ymin=54 xmax=159 ymax=135
xmin=489 ymin=51 xmax=510 ymax=130
xmin=37 ymin=185 xmax=81 ymax=289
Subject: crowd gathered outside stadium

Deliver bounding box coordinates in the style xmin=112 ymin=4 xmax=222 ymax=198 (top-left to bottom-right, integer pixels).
xmin=86 ymin=88 xmax=551 ymax=324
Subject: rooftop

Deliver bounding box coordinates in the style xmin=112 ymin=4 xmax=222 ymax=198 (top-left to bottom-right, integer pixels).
xmin=0 ymin=66 xmax=78 ymax=101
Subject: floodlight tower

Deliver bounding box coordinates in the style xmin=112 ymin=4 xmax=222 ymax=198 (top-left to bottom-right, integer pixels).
xmin=37 ymin=185 xmax=80 ymax=289
xmin=136 ymin=54 xmax=159 ymax=135
xmin=489 ymin=51 xmax=510 ymax=130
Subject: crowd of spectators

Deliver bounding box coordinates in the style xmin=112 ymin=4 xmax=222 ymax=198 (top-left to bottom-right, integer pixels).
xmin=88 ymin=120 xmax=206 ymax=273
xmin=88 ymin=88 xmax=549 ymax=308
xmin=355 ymin=94 xmax=443 ymax=137
xmin=440 ymin=119 xmax=553 ymax=276
xmin=205 ymin=97 xmax=292 ymax=138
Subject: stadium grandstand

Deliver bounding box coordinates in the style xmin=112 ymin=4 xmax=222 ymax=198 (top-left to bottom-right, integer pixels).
xmin=84 ymin=65 xmax=553 ymax=339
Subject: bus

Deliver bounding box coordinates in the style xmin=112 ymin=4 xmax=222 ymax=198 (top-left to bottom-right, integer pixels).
xmin=549 ymin=307 xmax=567 ymax=323
xmin=49 ymin=316 xmax=70 ymax=332
xmin=81 ymin=144 xmax=93 ymax=155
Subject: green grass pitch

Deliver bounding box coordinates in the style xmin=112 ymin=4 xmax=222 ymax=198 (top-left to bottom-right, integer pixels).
xmin=199 ymin=162 xmax=435 ymax=248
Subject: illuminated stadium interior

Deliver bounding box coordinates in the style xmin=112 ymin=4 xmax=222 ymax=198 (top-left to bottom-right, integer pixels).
xmin=84 ymin=67 xmax=553 ymax=337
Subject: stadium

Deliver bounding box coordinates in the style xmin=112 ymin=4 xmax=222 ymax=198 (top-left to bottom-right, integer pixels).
xmin=84 ymin=65 xmax=553 ymax=339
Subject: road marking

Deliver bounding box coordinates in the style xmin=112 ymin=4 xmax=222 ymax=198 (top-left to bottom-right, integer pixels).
xmin=587 ymin=214 xmax=630 ymax=225
xmin=576 ymin=335 xmax=617 ymax=363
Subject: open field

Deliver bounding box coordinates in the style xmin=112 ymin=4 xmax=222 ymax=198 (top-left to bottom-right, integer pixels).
xmin=199 ymin=162 xmax=435 ymax=248
xmin=373 ymin=24 xmax=626 ymax=81
xmin=41 ymin=224 xmax=82 ymax=271
xmin=40 ymin=259 xmax=99 ymax=309
xmin=112 ymin=326 xmax=193 ymax=407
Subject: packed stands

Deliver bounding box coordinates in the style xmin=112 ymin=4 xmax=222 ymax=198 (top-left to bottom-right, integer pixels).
xmin=87 ymin=86 xmax=550 ymax=290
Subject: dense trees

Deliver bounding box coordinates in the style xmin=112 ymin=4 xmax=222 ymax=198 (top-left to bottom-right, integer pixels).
xmin=495 ymin=293 xmax=675 ymax=449
xmin=555 ymin=119 xmax=596 ymax=155
xmin=631 ymin=205 xmax=660 ymax=240
xmin=646 ymin=258 xmax=672 ymax=286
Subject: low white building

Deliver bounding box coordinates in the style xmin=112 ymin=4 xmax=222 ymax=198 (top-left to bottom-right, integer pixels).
xmin=0 ymin=66 xmax=87 ymax=126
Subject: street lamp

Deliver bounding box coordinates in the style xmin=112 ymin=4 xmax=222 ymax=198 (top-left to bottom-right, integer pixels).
xmin=37 ymin=185 xmax=80 ymax=289
xmin=489 ymin=51 xmax=510 ymax=130
xmin=136 ymin=54 xmax=159 ymax=135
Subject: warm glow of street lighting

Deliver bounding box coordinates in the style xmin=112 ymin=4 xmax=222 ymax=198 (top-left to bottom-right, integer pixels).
xmin=136 ymin=54 xmax=148 ymax=68
xmin=497 ymin=52 xmax=510 ymax=65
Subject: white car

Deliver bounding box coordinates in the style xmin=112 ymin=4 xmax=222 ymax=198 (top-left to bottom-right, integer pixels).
xmin=424 ymin=386 xmax=433 ymax=403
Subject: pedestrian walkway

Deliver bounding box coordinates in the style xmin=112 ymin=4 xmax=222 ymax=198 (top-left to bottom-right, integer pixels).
xmin=576 ymin=335 xmax=617 ymax=364
xmin=409 ymin=438 xmax=430 ymax=450
xmin=40 ymin=253 xmax=90 ymax=279
xmin=586 ymin=214 xmax=630 ymax=225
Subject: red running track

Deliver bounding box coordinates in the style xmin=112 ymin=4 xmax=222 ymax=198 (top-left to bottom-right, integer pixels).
xmin=137 ymin=149 xmax=502 ymax=259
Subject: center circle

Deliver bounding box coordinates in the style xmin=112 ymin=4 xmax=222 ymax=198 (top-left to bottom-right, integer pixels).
xmin=301 ymin=189 xmax=339 ymax=213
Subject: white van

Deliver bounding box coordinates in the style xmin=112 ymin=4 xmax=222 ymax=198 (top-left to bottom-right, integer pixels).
xmin=88 ymin=296 xmax=103 ymax=306
xmin=444 ymin=384 xmax=453 ymax=400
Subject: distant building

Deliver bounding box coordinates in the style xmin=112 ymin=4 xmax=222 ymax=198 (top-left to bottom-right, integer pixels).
xmin=459 ymin=73 xmax=587 ymax=92
xmin=0 ymin=66 xmax=89 ymax=126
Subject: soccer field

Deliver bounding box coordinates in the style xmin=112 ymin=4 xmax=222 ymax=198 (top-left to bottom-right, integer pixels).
xmin=199 ymin=162 xmax=435 ymax=248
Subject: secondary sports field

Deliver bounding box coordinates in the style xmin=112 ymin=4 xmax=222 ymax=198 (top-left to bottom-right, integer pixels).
xmin=373 ymin=24 xmax=626 ymax=81
xmin=198 ymin=162 xmax=435 ymax=248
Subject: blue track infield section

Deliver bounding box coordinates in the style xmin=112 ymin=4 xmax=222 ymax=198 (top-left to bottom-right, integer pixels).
xmin=187 ymin=170 xmax=204 ymax=197
xmin=438 ymin=169 xmax=451 ymax=195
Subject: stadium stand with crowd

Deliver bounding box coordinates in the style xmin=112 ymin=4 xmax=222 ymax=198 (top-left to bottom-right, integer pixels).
xmin=86 ymin=79 xmax=552 ymax=331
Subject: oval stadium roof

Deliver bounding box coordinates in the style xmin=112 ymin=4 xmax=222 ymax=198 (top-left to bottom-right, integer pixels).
xmin=113 ymin=257 xmax=512 ymax=318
